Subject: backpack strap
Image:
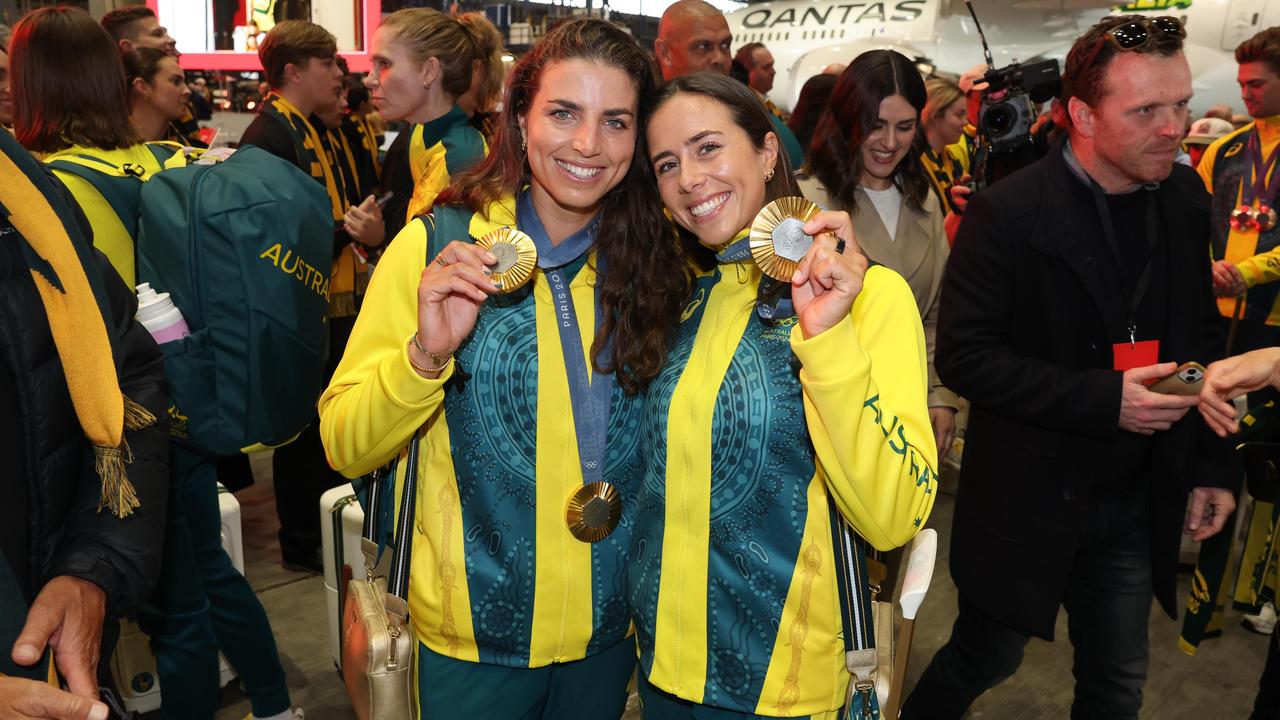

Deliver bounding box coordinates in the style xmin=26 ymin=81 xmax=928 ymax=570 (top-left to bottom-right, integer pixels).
xmin=418 ymin=204 xmax=472 ymax=266
xmin=144 ymin=141 xmax=195 ymax=170
xmin=46 ymin=154 xmax=147 ymax=239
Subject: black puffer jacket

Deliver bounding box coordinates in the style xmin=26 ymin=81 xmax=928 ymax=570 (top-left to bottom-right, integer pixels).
xmin=0 ymin=168 xmax=169 ymax=618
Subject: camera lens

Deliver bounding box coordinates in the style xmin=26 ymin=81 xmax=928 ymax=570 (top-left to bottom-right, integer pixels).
xmin=984 ymin=103 xmax=1016 ymax=137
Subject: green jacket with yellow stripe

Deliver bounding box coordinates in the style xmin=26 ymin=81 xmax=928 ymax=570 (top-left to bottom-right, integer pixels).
xmin=406 ymin=105 xmax=487 ymax=221
xmin=629 ymin=245 xmax=937 ymax=716
xmin=318 ymin=192 xmax=640 ymax=667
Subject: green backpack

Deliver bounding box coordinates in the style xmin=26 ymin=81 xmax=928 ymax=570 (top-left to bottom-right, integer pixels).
xmin=49 ymin=144 xmax=334 ymax=455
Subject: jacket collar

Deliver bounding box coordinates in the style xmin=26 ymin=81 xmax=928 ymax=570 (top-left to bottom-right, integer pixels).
xmin=851 ymin=185 xmax=936 ymax=280
xmin=1029 ymin=142 xmax=1204 ymax=346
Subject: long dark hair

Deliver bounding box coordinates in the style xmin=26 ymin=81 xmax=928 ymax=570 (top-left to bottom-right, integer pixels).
xmin=439 ymin=19 xmax=683 ymax=396
xmin=807 ymin=50 xmax=930 ymax=213
xmin=646 ymin=72 xmax=801 ymax=270
xmin=11 ymin=6 xmax=140 ymax=153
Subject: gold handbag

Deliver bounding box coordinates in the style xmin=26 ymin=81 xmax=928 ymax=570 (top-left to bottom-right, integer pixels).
xmin=341 ymin=437 xmax=421 ymax=720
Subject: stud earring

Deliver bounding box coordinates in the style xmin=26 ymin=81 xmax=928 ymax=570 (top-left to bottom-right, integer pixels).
xmin=764 ymin=169 xmax=775 ymax=182
xmin=521 ymin=138 xmax=527 ymax=152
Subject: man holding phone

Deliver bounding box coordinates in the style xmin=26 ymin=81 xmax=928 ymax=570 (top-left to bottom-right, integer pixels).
xmin=903 ymin=15 xmax=1239 ymax=719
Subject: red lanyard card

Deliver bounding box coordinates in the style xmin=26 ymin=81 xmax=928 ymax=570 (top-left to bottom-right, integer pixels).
xmin=1113 ymin=340 xmax=1160 ymax=373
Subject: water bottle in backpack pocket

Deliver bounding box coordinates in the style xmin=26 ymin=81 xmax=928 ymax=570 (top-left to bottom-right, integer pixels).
xmin=48 ymin=143 xmax=333 ymax=455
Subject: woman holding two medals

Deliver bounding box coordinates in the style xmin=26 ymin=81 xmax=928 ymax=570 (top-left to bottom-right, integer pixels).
xmin=319 ymin=19 xmax=687 ymax=720
xmin=630 ymin=72 xmax=938 ymax=719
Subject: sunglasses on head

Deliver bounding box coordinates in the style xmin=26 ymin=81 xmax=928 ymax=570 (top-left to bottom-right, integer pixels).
xmin=1104 ymin=15 xmax=1186 ymax=50
xmin=1074 ymin=16 xmax=1186 ymax=86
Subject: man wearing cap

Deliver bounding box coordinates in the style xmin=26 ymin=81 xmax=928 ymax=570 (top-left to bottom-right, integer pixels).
xmin=1200 ymin=27 xmax=1280 ymax=351
xmin=1187 ymin=117 xmax=1234 ymax=168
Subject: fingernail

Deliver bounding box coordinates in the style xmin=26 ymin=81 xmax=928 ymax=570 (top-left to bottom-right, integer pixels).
xmin=89 ymin=703 xmax=109 ymax=720
xmin=13 ymin=644 xmax=37 ymax=663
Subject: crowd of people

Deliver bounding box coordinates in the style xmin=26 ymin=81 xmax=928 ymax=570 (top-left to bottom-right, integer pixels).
xmin=2 ymin=1 xmax=1280 ymax=720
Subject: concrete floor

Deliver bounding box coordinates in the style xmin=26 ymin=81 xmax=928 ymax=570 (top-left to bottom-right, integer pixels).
xmin=176 ymin=456 xmax=1268 ymax=720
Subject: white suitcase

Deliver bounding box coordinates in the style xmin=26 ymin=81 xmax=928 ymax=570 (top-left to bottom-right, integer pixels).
xmin=111 ymin=483 xmax=242 ymax=713
xmin=320 ymin=482 xmax=365 ymax=667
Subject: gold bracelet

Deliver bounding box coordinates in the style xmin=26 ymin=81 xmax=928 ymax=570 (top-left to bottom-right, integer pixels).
xmin=407 ymin=336 xmax=453 ymax=375
xmin=411 ymin=333 xmax=453 ymax=368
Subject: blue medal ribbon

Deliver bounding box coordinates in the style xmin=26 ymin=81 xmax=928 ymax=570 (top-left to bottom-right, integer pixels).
xmin=516 ymin=193 xmax=613 ymax=487
xmin=710 ymin=227 xmax=796 ymax=323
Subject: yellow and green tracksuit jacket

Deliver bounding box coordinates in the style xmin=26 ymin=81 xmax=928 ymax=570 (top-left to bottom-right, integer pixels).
xmin=1199 ymin=116 xmax=1280 ymax=324
xmin=629 ymin=238 xmax=937 ymax=717
xmin=45 ymin=144 xmax=174 ymax=287
xmin=318 ymin=192 xmax=641 ymax=668
xmin=406 ymin=105 xmax=487 ymax=221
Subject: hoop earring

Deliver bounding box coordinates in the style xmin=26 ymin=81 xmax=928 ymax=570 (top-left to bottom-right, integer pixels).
xmin=521 ymin=138 xmax=527 ymax=152
xmin=422 ymin=81 xmax=432 ymax=91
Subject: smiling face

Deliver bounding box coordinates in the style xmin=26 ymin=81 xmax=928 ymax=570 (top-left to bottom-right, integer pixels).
xmin=517 ymin=58 xmax=638 ymax=225
xmin=365 ymin=27 xmax=433 ymax=122
xmin=648 ymin=92 xmax=778 ymax=247
xmin=859 ymin=94 xmax=918 ymax=190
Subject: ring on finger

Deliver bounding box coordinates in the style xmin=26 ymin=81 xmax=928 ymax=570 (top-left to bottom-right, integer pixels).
xmin=435 ymin=255 xmax=448 ymax=268
xmin=834 ymin=236 xmax=847 ymax=255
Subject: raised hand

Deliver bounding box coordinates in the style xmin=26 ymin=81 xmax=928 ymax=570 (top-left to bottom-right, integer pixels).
xmin=791 ymin=210 xmax=868 ymax=340
xmin=415 ymin=241 xmax=501 ymax=375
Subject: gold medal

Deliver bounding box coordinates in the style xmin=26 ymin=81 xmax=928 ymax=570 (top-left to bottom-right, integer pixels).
xmin=565 ymin=481 xmax=622 ymax=543
xmin=749 ymin=197 xmax=822 ymax=281
xmin=475 ymin=227 xmax=537 ymax=293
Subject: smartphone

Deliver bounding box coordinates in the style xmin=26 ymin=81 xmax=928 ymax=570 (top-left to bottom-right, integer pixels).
xmin=1149 ymin=362 xmax=1206 ymax=396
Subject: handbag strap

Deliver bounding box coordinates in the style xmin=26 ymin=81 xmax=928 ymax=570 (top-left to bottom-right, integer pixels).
xmin=828 ymin=496 xmax=880 ymax=719
xmin=387 ymin=429 xmax=421 ymax=601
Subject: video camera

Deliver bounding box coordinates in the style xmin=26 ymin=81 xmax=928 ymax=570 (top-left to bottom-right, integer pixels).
xmin=979 ymin=59 xmax=1061 ymax=152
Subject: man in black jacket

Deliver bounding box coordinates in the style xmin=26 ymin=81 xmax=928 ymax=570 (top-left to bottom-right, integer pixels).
xmin=0 ymin=130 xmax=167 ymax=718
xmin=902 ymin=15 xmax=1239 ymax=720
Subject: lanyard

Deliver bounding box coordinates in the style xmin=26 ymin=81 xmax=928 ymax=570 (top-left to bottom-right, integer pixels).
xmin=716 ymin=235 xmax=752 ymax=263
xmin=1242 ymin=129 xmax=1280 ymax=208
xmin=1089 ymin=182 xmax=1158 ymax=347
xmin=517 ymin=193 xmax=612 ymax=486
xmin=715 ymin=234 xmax=795 ymax=323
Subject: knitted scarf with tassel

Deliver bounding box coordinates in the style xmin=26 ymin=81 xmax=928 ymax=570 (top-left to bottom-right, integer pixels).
xmin=0 ymin=132 xmax=155 ymax=518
